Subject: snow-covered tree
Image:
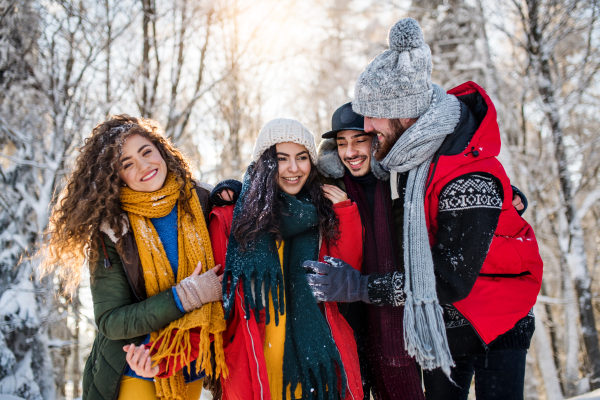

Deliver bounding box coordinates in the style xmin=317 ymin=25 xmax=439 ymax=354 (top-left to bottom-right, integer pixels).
xmin=0 ymin=0 xmax=118 ymax=397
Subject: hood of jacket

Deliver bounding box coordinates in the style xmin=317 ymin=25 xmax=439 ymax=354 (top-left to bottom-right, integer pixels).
xmin=433 ymin=81 xmax=501 ymax=170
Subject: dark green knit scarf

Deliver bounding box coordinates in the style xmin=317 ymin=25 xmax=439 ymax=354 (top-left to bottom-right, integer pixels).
xmin=222 ymin=171 xmax=346 ymax=400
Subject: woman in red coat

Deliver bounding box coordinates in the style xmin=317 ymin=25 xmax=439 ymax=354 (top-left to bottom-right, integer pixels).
xmin=215 ymin=118 xmax=363 ymax=400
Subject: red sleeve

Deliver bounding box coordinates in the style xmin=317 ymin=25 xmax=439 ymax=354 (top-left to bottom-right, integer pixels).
xmin=209 ymin=212 xmax=227 ymax=272
xmin=319 ymin=202 xmax=363 ymax=271
xmin=333 ymin=199 xmax=352 ymax=209
xmin=209 ymin=204 xmax=234 ymax=273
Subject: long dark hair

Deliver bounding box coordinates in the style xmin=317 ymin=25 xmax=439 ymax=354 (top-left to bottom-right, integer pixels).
xmin=232 ymin=145 xmax=339 ymax=250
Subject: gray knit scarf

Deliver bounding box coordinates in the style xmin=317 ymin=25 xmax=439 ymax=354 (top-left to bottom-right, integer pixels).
xmin=379 ymin=84 xmax=461 ymax=376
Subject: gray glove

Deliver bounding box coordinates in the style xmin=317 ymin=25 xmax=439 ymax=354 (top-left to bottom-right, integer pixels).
xmin=302 ymin=256 xmax=370 ymax=303
xmin=175 ymin=270 xmax=222 ymax=312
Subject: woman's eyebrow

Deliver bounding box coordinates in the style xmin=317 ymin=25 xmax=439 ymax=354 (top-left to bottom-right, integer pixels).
xmin=121 ymin=144 xmax=151 ymax=163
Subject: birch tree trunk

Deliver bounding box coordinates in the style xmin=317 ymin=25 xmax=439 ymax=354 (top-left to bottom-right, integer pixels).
xmin=534 ymin=303 xmax=565 ymax=400
xmin=520 ymin=0 xmax=600 ymax=388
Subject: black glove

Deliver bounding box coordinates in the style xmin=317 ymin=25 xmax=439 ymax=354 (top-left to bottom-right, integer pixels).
xmin=302 ymin=256 xmax=370 ymax=303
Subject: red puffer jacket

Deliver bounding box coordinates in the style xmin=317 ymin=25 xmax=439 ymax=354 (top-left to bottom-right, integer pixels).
xmin=425 ymin=81 xmax=543 ymax=345
xmin=210 ymin=201 xmax=364 ymax=400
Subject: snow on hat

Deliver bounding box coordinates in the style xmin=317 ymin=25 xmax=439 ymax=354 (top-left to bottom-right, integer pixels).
xmin=352 ymin=18 xmax=433 ymax=119
xmin=251 ymin=118 xmax=317 ymax=162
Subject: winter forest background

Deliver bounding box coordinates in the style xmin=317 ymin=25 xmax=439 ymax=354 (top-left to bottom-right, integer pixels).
xmin=0 ymin=0 xmax=600 ymax=399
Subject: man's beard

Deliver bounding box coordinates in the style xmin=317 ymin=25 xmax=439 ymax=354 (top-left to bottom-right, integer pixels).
xmin=373 ymin=119 xmax=408 ymax=161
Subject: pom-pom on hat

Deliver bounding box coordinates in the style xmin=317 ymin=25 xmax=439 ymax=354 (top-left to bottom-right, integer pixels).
xmin=251 ymin=118 xmax=317 ymax=163
xmin=352 ymin=18 xmax=433 ymax=119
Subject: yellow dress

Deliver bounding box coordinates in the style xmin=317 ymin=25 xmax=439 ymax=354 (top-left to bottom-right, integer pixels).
xmin=263 ymin=242 xmax=303 ymax=400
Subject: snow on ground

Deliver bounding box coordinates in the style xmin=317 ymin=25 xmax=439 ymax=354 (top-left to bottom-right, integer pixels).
xmin=568 ymin=389 xmax=600 ymax=399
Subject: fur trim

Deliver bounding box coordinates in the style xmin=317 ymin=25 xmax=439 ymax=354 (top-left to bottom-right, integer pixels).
xmin=99 ymin=214 xmax=130 ymax=243
xmin=316 ymin=138 xmax=390 ymax=181
xmin=198 ymin=181 xmax=214 ymax=192
xmin=316 ymin=139 xmax=345 ymax=179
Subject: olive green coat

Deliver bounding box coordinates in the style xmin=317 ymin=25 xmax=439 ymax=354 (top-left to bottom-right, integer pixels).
xmin=81 ymin=186 xmax=211 ymax=400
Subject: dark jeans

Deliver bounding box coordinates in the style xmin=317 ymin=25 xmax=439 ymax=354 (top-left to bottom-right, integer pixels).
xmin=423 ymin=349 xmax=527 ymax=400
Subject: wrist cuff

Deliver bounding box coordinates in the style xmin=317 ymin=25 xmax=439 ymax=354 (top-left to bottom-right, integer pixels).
xmin=367 ymin=271 xmax=405 ymax=306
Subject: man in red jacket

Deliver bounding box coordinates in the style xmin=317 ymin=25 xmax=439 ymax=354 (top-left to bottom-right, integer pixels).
xmin=305 ymin=17 xmax=543 ymax=400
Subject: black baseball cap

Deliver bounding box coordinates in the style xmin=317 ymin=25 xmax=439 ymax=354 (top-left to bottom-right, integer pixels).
xmin=322 ymin=102 xmax=365 ymax=139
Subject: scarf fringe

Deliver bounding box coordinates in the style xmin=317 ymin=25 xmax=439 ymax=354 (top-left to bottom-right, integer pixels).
xmin=122 ymin=175 xmax=228 ymax=400
xmin=149 ymin=321 xmax=228 ymax=379
xmin=403 ymin=292 xmax=453 ymax=376
xmin=284 ymin=359 xmax=343 ymax=400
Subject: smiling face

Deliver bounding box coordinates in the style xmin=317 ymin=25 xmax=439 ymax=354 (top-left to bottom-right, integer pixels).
xmin=275 ymin=142 xmax=311 ymax=196
xmin=336 ymin=130 xmax=373 ymax=177
xmin=118 ymin=134 xmax=168 ymax=192
xmin=364 ymin=117 xmax=417 ymax=161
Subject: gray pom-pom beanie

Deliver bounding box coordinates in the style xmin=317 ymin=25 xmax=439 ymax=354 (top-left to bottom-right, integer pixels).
xmin=352 ymin=18 xmax=433 ymax=119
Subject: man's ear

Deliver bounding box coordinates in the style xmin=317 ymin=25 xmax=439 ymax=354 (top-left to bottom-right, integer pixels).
xmin=400 ymin=117 xmax=419 ymax=129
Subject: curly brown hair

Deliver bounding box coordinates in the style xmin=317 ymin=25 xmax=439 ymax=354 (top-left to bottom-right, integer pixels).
xmin=40 ymin=115 xmax=197 ymax=295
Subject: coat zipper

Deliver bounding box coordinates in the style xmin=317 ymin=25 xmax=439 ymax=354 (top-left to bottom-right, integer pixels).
xmin=324 ymin=306 xmax=355 ymax=400
xmin=237 ymin=288 xmax=264 ymax=399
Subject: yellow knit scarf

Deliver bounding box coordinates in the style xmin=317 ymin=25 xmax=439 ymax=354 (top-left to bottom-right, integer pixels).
xmin=120 ymin=173 xmax=227 ymax=400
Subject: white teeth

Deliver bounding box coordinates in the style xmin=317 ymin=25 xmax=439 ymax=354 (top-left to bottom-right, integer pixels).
xmin=349 ymin=159 xmax=364 ymax=166
xmin=283 ymin=177 xmax=299 ymax=182
xmin=142 ymin=170 xmax=157 ymax=181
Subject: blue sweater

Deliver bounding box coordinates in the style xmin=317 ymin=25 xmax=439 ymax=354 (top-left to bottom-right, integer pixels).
xmin=124 ymin=204 xmax=204 ymax=382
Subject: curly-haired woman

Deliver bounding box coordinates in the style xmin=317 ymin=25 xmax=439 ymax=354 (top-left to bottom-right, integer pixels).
xmin=41 ymin=115 xmax=228 ymax=400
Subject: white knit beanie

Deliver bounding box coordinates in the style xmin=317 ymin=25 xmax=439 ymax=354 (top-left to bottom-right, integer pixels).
xmin=251 ymin=118 xmax=317 ymax=162
xmin=353 ymin=18 xmax=433 ymax=119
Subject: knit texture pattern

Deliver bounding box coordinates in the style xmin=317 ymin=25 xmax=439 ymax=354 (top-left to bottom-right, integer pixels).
xmin=223 ymin=169 xmax=346 ymax=400
xmin=151 ymin=206 xmax=179 ymax=276
xmin=120 ymin=173 xmax=227 ymax=400
xmin=380 ymin=84 xmax=461 ymax=376
xmin=352 ymin=18 xmax=433 ymax=119
xmin=252 ymin=118 xmax=317 ymax=162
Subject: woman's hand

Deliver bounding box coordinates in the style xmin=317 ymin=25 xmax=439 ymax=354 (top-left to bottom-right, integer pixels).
xmin=122 ymin=344 xmax=159 ymax=378
xmin=190 ymin=261 xmax=223 ymax=282
xmin=218 ymin=189 xmax=235 ymax=203
xmin=175 ymin=261 xmax=224 ymax=312
xmin=323 ymin=184 xmax=348 ymax=204
xmin=512 ymin=193 xmax=524 ymax=211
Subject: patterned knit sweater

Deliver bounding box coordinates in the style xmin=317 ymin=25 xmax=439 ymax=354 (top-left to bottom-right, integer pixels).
xmin=366 ymin=172 xmax=535 ymax=355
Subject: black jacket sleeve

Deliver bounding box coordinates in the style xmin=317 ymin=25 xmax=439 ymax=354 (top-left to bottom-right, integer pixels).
xmin=432 ymin=172 xmax=503 ymax=304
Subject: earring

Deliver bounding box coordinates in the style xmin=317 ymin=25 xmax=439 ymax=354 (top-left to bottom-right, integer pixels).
xmin=122 ymin=183 xmax=127 ymax=187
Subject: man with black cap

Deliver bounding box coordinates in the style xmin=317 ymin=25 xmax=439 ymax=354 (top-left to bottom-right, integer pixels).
xmin=309 ymin=17 xmax=540 ymax=400
xmin=316 ymin=101 xmax=426 ymax=399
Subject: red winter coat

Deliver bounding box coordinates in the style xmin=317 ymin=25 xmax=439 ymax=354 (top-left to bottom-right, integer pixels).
xmin=210 ymin=201 xmax=364 ymax=400
xmin=425 ymin=81 xmax=543 ymax=345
